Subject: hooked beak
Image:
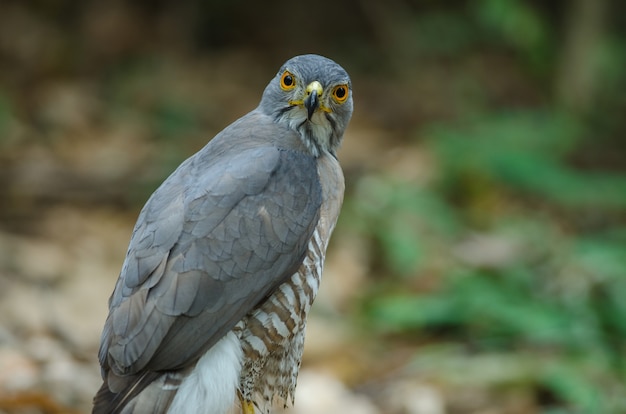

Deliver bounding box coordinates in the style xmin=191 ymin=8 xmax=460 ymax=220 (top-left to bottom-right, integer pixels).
xmin=304 ymin=81 xmax=323 ymax=120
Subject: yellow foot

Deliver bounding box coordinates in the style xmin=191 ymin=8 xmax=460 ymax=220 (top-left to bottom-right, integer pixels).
xmin=241 ymin=400 xmax=255 ymax=414
xmin=237 ymin=390 xmax=255 ymax=414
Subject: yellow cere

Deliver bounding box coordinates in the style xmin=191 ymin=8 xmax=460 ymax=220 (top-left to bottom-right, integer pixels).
xmin=288 ymin=80 xmax=333 ymax=114
xmin=306 ymin=81 xmax=323 ymax=96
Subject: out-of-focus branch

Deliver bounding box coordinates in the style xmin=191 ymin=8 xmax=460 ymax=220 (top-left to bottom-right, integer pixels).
xmin=555 ymin=0 xmax=609 ymax=114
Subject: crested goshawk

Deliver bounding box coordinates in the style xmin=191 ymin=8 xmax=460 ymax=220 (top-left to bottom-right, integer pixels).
xmin=93 ymin=54 xmax=353 ymax=414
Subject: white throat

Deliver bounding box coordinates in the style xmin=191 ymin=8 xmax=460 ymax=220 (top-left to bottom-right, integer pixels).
xmin=278 ymin=108 xmax=333 ymax=157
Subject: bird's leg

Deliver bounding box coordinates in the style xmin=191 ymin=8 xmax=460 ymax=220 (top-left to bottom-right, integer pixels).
xmin=237 ymin=390 xmax=255 ymax=414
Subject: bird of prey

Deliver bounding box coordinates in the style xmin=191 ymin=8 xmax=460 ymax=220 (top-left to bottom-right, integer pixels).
xmin=93 ymin=54 xmax=353 ymax=414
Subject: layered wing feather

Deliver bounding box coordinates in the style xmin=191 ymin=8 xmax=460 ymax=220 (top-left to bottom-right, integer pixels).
xmin=94 ymin=113 xmax=322 ymax=413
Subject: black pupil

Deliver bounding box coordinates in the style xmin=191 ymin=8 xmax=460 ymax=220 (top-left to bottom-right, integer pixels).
xmin=283 ymin=75 xmax=293 ymax=86
xmin=335 ymin=87 xmax=346 ymax=98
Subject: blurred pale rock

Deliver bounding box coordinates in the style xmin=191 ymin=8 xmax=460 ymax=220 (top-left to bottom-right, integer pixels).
xmin=0 ymin=284 xmax=48 ymax=334
xmin=452 ymin=233 xmax=521 ymax=268
xmin=301 ymin=316 xmax=351 ymax=360
xmin=316 ymin=233 xmax=369 ymax=312
xmin=277 ymin=370 xmax=380 ymax=414
xmin=382 ymin=380 xmax=445 ymax=414
xmin=0 ymin=234 xmax=69 ymax=283
xmin=0 ymin=347 xmax=39 ymax=391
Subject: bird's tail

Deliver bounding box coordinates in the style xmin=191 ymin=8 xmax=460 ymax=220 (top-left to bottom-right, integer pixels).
xmin=93 ymin=371 xmax=180 ymax=414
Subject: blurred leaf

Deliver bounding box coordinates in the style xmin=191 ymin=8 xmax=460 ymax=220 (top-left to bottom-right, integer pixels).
xmin=366 ymin=294 xmax=461 ymax=333
xmin=367 ymin=268 xmax=601 ymax=349
xmin=472 ymin=0 xmax=554 ymax=71
xmin=411 ymin=12 xmax=477 ymax=57
xmin=454 ymin=273 xmax=567 ymax=344
xmin=409 ymin=345 xmax=539 ymax=386
xmin=152 ymin=101 xmax=201 ymax=140
xmin=345 ymin=174 xmax=461 ymax=276
xmin=541 ymin=359 xmax=605 ymax=413
xmin=573 ymin=233 xmax=626 ymax=282
xmin=427 ymin=111 xmax=626 ymax=209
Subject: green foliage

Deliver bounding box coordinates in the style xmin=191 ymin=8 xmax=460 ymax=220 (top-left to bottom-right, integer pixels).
xmin=343 ymin=175 xmax=460 ymax=276
xmin=541 ymin=359 xmax=605 ymax=413
xmin=347 ymin=109 xmax=626 ymax=412
xmin=471 ymin=0 xmax=554 ymax=72
xmin=410 ymin=12 xmax=478 ymax=57
xmin=366 ymin=265 xmax=611 ymax=351
xmin=105 ymin=59 xmax=204 ymax=143
xmin=428 ymin=111 xmax=626 ymax=210
xmin=408 ymin=346 xmax=620 ymax=413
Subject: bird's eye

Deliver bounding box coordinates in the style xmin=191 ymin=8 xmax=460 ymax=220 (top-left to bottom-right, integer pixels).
xmin=332 ymin=85 xmax=349 ymax=103
xmin=280 ymin=71 xmax=296 ymax=90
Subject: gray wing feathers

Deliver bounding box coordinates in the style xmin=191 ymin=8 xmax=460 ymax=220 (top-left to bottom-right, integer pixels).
xmin=146 ymin=148 xmax=320 ymax=371
xmin=123 ymin=177 xmax=187 ymax=290
xmin=99 ymin=142 xmax=321 ymax=379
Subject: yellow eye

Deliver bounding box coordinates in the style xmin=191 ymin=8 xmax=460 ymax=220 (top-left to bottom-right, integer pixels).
xmin=332 ymin=84 xmax=349 ymax=103
xmin=280 ymin=71 xmax=296 ymax=90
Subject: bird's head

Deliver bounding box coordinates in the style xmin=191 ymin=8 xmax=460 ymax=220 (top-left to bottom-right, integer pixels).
xmin=259 ymin=54 xmax=353 ymax=157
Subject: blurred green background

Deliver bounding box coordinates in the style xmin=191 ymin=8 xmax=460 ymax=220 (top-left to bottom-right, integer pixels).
xmin=0 ymin=0 xmax=625 ymax=413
